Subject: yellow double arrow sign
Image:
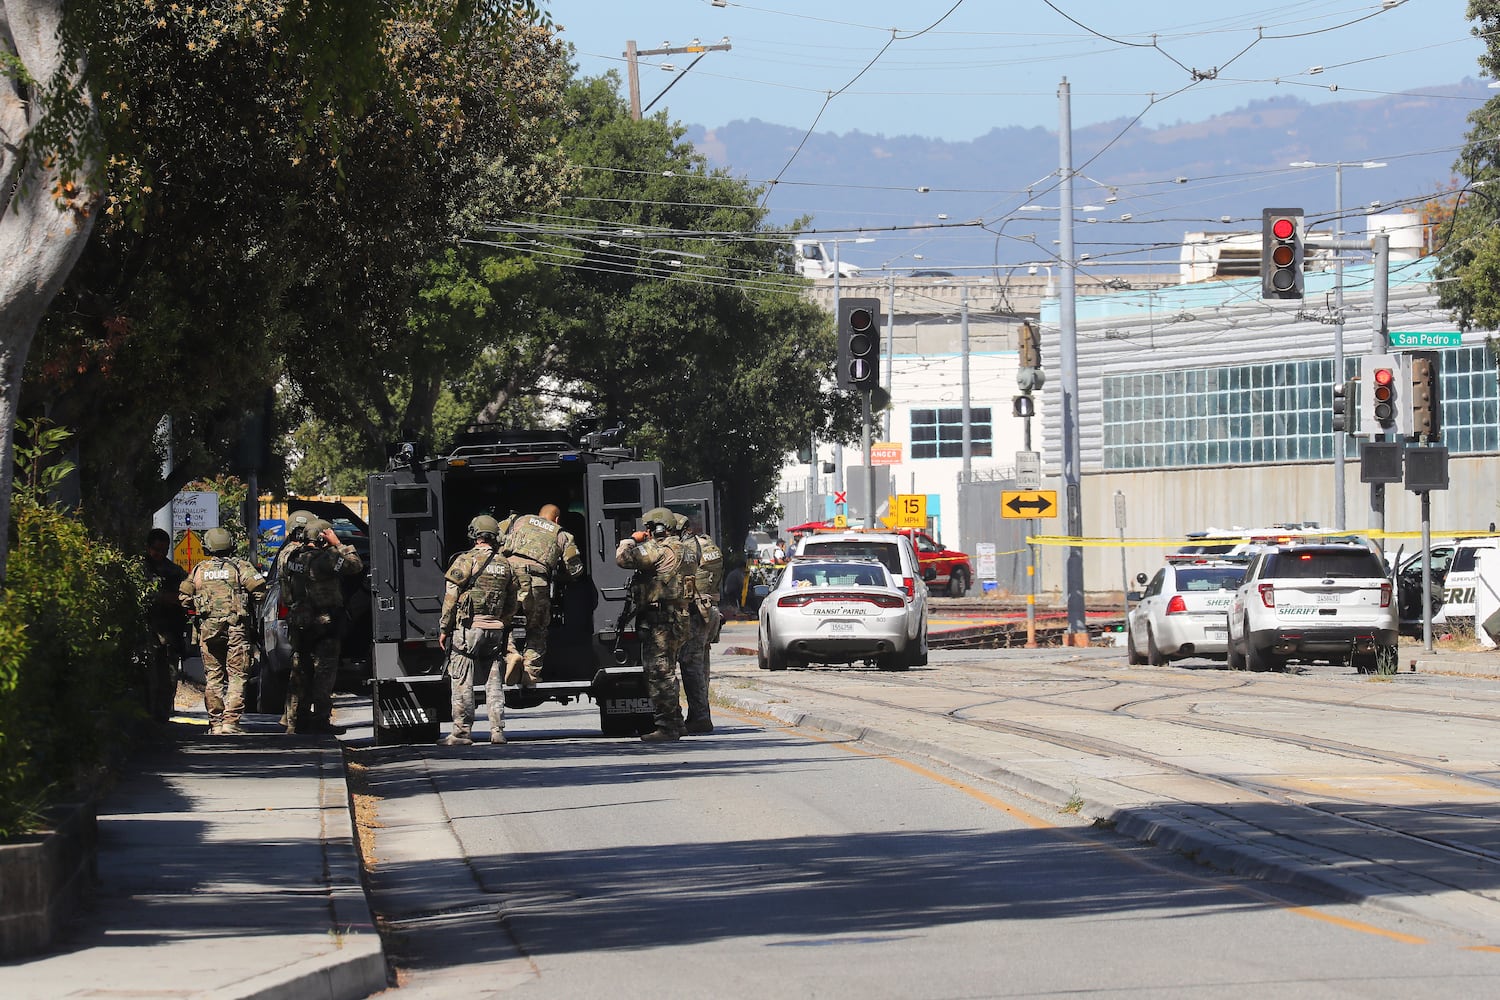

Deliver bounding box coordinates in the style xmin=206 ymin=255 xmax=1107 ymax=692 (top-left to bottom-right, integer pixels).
xmin=1001 ymin=490 xmax=1058 ymax=519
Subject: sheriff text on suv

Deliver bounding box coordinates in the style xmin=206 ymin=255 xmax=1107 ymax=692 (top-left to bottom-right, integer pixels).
xmin=1226 ymin=543 xmax=1397 ymax=674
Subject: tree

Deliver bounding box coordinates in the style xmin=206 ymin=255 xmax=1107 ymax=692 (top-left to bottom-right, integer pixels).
xmin=19 ymin=2 xmax=566 ymax=543
xmin=477 ymin=74 xmax=859 ymax=544
xmin=1437 ymin=3 xmax=1500 ymax=328
xmin=0 ymin=0 xmax=100 ymax=581
xmin=2 ymin=0 xmax=406 ymax=570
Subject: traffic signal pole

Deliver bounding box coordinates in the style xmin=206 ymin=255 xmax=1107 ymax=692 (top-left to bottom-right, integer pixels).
xmin=1322 ymin=231 xmax=1391 ymax=548
xmin=863 ymin=390 xmax=876 ymax=529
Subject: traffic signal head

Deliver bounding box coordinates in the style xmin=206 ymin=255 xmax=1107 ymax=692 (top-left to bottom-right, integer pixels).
xmin=1409 ymin=351 xmax=1440 ymax=441
xmin=1360 ymin=353 xmax=1401 ymax=437
xmin=1261 ymin=207 xmax=1304 ymax=300
xmin=1018 ymin=320 xmax=1040 ymax=370
xmin=835 ymin=297 xmax=882 ymax=391
xmin=1016 ymin=320 xmax=1045 ymax=391
xmin=1371 ymin=365 xmax=1395 ymax=425
xmin=1331 ymin=378 xmax=1354 ymax=435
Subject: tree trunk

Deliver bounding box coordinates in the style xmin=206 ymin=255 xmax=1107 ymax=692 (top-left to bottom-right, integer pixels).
xmin=0 ymin=1 xmax=99 ymax=582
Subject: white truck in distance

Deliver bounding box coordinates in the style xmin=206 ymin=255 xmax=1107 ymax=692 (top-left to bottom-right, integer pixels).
xmin=794 ymin=239 xmax=860 ymax=280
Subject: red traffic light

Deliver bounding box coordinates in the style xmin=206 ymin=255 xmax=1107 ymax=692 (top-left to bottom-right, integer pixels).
xmin=1373 ymin=367 xmax=1393 ymax=386
xmin=1271 ymin=217 xmax=1295 ymax=240
xmin=848 ymin=307 xmax=874 ymax=333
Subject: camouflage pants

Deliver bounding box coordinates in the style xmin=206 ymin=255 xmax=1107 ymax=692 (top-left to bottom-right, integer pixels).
xmin=446 ymin=626 xmax=507 ymax=739
xmin=679 ymin=603 xmax=713 ymax=726
xmin=285 ymin=633 xmax=340 ymax=731
xmin=511 ymin=567 xmax=551 ymax=680
xmin=643 ymin=607 xmax=688 ymax=733
xmin=201 ymin=625 xmax=253 ymax=726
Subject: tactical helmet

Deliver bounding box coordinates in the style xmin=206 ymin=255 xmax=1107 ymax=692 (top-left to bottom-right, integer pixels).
xmin=468 ymin=514 xmax=501 ymax=540
xmin=204 ymin=527 xmax=234 ymax=555
xmin=286 ymin=509 xmax=315 ymax=540
xmin=306 ymin=518 xmax=333 ymax=542
xmin=673 ymin=513 xmax=690 ymax=534
xmin=642 ymin=507 xmax=675 ymax=529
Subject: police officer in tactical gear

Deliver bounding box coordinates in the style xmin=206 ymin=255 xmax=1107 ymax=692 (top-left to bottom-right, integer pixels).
xmin=143 ymin=527 xmax=188 ymax=723
xmin=282 ymin=519 xmax=363 ymax=734
xmin=674 ymin=514 xmax=724 ymax=734
xmin=616 ymin=507 xmax=689 ymax=742
xmin=275 ymin=509 xmax=317 ymax=577
xmin=437 ymin=514 xmax=520 ymax=746
xmin=502 ymin=503 xmax=584 ymax=685
xmin=180 ymin=527 xmax=266 ymax=735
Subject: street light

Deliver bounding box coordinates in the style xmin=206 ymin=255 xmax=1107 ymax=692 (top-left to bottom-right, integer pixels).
xmin=1290 ymin=158 xmax=1387 ymax=530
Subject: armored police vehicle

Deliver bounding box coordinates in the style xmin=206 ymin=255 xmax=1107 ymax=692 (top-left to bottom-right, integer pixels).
xmin=366 ymin=425 xmax=717 ymax=745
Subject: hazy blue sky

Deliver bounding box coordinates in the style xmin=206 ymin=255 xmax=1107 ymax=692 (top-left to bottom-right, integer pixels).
xmin=559 ymin=0 xmax=1488 ymax=140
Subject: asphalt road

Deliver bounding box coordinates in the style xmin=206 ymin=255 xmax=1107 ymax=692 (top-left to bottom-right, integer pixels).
xmin=344 ymin=640 xmax=1500 ymax=997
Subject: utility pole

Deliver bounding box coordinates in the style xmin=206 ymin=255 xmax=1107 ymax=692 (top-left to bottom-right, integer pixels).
xmin=960 ymin=281 xmax=972 ymax=482
xmin=885 ymin=271 xmax=896 ymax=439
xmin=1058 ymin=78 xmax=1086 ymax=646
xmin=623 ymin=39 xmax=732 ymax=121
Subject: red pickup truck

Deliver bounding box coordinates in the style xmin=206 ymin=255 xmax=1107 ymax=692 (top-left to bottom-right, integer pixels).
xmin=788 ymin=522 xmax=974 ymax=597
xmin=895 ymin=529 xmax=973 ymax=597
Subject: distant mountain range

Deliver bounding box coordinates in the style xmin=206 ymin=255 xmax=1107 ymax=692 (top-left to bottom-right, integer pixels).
xmin=684 ymin=81 xmax=1487 ymax=274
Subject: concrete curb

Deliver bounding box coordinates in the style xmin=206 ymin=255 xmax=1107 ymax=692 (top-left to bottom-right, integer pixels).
xmin=204 ymin=746 xmax=387 ymax=1000
xmin=715 ymin=684 xmax=1500 ymax=937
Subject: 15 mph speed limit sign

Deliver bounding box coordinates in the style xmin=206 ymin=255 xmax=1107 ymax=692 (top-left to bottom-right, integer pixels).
xmin=894 ymin=494 xmax=927 ymax=528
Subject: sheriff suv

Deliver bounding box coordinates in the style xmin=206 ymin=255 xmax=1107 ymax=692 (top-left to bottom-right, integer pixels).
xmin=1227 ymin=543 xmax=1397 ymax=674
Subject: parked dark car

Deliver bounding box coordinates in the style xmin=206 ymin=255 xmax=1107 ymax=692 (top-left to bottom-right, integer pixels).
xmin=253 ymin=500 xmax=372 ymax=714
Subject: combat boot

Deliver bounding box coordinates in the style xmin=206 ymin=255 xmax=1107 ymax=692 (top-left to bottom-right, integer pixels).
xmin=490 ymin=730 xmax=507 ymax=745
xmin=219 ymin=722 xmax=247 ymax=735
xmin=440 ymin=733 xmax=473 ymax=746
xmin=685 ymin=719 xmax=714 ymax=735
xmin=640 ymin=728 xmax=681 ymax=743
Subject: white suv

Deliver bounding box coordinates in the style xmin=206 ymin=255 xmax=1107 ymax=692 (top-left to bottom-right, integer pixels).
xmin=794 ymin=531 xmax=929 ymax=667
xmin=1227 ymin=543 xmax=1397 ymax=673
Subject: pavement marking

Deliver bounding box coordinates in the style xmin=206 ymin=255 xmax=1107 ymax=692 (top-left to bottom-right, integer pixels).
xmin=720 ymin=702 xmax=1435 ymax=947
xmin=1278 ymin=773 xmax=1495 ymax=799
xmin=1288 ymin=906 xmax=1427 ymax=944
xmin=813 ymin=731 xmax=1056 ymax=830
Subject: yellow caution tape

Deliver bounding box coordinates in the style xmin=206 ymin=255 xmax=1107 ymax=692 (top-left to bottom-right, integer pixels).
xmin=1024 ymin=529 xmax=1500 ymax=548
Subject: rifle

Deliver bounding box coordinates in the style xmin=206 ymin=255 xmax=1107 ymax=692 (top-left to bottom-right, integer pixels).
xmin=612 ymin=573 xmax=645 ymax=657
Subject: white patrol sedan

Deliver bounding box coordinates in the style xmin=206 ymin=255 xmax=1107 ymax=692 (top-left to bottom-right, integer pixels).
xmin=1127 ymin=560 xmax=1244 ymax=664
xmin=757 ymin=557 xmax=923 ymax=672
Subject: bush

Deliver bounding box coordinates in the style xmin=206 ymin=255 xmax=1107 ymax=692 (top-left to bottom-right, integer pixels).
xmin=0 ymin=498 xmax=146 ymax=838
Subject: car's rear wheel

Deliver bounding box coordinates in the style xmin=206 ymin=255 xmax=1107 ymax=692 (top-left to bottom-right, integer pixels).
xmin=1355 ymin=643 xmax=1398 ymax=675
xmin=947 ymin=568 xmax=970 ymax=598
xmin=1126 ymin=626 xmax=1146 ymax=665
xmin=1146 ymin=627 xmax=1167 ymax=666
xmin=1246 ymin=639 xmax=1280 ymax=673
xmin=1224 ymin=626 xmax=1248 ymax=671
xmin=762 ymin=625 xmax=788 ymax=671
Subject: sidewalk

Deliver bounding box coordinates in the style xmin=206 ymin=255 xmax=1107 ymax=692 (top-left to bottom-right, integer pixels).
xmin=3 ymin=708 xmax=385 ymax=1000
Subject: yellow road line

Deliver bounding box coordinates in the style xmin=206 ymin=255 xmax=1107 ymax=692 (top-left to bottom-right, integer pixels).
xmin=1288 ymin=906 xmax=1427 ymax=944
